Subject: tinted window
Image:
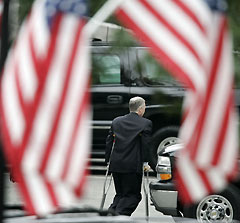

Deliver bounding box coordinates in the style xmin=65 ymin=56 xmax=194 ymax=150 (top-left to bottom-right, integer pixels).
xmin=137 ymin=49 xmax=180 ymax=86
xmin=234 ymin=51 xmax=240 ymax=87
xmin=92 ymin=54 xmax=121 ymax=85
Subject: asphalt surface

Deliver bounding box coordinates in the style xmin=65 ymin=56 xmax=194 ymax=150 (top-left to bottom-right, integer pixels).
xmin=4 ymin=173 xmax=164 ymax=218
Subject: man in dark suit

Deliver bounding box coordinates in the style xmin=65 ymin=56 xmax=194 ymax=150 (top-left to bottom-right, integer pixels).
xmin=105 ymin=96 xmax=152 ymax=216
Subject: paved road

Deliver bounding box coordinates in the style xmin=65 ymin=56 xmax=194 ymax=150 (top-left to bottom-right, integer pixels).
xmin=75 ymin=175 xmax=164 ymax=218
xmin=4 ymin=173 xmax=164 ymax=218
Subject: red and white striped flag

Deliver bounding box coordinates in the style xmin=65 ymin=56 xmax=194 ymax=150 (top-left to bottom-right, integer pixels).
xmin=0 ymin=0 xmax=91 ymax=216
xmin=116 ymin=0 xmax=239 ymax=203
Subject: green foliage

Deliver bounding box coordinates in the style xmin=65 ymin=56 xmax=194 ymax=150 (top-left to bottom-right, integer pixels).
xmin=89 ymin=0 xmax=120 ymax=24
xmin=234 ymin=51 xmax=240 ymax=86
xmin=228 ymin=1 xmax=240 ymax=51
xmin=18 ymin=0 xmax=34 ymax=24
xmin=228 ymin=1 xmax=240 ymax=86
xmin=89 ymin=0 xmax=104 ymax=15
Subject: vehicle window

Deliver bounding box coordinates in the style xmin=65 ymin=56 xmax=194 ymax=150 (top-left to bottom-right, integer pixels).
xmin=234 ymin=51 xmax=240 ymax=87
xmin=137 ymin=49 xmax=180 ymax=86
xmin=92 ymin=54 xmax=121 ymax=85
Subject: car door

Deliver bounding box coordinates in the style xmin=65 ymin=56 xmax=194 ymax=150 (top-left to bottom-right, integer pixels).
xmin=90 ymin=45 xmax=131 ymax=156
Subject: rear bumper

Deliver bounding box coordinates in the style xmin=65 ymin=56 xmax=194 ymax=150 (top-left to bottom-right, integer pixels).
xmin=149 ymin=180 xmax=180 ymax=216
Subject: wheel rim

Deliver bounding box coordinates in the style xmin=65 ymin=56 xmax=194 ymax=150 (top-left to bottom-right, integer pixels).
xmin=157 ymin=137 xmax=179 ymax=154
xmin=196 ymin=194 xmax=233 ymax=222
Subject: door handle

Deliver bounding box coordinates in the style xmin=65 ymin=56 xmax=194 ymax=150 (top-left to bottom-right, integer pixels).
xmin=107 ymin=95 xmax=123 ymax=104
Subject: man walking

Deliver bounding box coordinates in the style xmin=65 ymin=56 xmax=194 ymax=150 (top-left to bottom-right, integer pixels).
xmin=105 ymin=96 xmax=152 ymax=216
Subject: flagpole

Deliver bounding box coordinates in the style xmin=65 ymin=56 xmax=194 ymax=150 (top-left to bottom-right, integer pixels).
xmin=0 ymin=0 xmax=10 ymax=222
xmin=85 ymin=0 xmax=126 ymax=37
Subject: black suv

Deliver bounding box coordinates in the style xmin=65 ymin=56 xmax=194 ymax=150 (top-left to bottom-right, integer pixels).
xmin=90 ymin=41 xmax=184 ymax=170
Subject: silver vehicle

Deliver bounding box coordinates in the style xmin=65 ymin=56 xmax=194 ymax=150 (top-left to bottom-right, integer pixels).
xmin=150 ymin=144 xmax=240 ymax=222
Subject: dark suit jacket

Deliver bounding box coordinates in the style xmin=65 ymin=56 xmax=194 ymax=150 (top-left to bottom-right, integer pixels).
xmin=105 ymin=112 xmax=152 ymax=173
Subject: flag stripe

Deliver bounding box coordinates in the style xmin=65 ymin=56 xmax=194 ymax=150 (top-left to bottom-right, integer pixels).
xmin=190 ymin=19 xmax=233 ymax=168
xmin=16 ymin=24 xmax=38 ymax=102
xmin=64 ymin=91 xmax=91 ymax=186
xmin=2 ymin=58 xmax=25 ymax=145
xmin=198 ymin=169 xmax=213 ymax=192
xmin=15 ymin=64 xmax=29 ymax=121
xmin=174 ymin=169 xmax=192 ymax=203
xmin=219 ymin=110 xmax=238 ymax=176
xmin=43 ymin=21 xmax=89 ymax=183
xmin=117 ymin=0 xmax=207 ymax=92
xmin=61 ymin=80 xmax=90 ymax=180
xmin=179 ymin=93 xmax=202 ymax=144
xmin=212 ymin=90 xmax=233 ymax=165
xmin=39 ymin=17 xmax=83 ymax=177
xmin=149 ymin=0 xmax=210 ymax=65
xmin=19 ymin=15 xmax=61 ymax=162
xmin=116 ymin=9 xmax=197 ymax=90
xmin=141 ymin=0 xmax=203 ymax=65
xmin=176 ymin=155 xmax=207 ymax=202
xmin=175 ymin=0 xmax=207 ymax=34
xmin=190 ymin=17 xmax=227 ymax=160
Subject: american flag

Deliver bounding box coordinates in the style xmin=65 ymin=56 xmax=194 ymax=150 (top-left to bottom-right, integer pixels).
xmin=0 ymin=0 xmax=91 ymax=216
xmin=116 ymin=0 xmax=239 ymax=203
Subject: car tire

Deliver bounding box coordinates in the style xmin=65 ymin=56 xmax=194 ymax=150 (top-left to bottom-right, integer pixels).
xmin=182 ymin=185 xmax=240 ymax=221
xmin=149 ymin=126 xmax=179 ymax=171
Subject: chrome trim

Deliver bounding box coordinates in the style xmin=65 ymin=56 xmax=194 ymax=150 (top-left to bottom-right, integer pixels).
xmin=151 ymin=189 xmax=178 ymax=209
xmin=146 ymin=105 xmax=170 ymax=109
xmin=92 ymin=126 xmax=111 ymax=129
xmin=90 ymin=120 xmax=112 ymax=130
xmin=91 ymin=120 xmax=112 ymax=125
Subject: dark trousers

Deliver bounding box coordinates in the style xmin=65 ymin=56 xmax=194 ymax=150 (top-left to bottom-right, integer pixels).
xmin=109 ymin=172 xmax=142 ymax=216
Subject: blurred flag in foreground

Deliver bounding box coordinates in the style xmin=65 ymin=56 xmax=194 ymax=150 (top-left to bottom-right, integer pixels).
xmin=116 ymin=0 xmax=238 ymax=203
xmin=0 ymin=0 xmax=91 ymax=216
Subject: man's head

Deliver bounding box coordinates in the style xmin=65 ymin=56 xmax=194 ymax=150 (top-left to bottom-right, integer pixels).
xmin=129 ymin=96 xmax=146 ymax=117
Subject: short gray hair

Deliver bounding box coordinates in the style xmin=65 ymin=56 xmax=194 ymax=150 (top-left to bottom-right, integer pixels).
xmin=129 ymin=97 xmax=145 ymax=112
